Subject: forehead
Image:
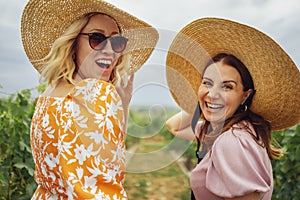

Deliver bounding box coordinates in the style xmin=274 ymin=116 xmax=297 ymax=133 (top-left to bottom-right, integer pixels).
xmin=83 ymin=14 xmax=120 ymax=34
xmin=204 ymin=62 xmax=242 ymax=82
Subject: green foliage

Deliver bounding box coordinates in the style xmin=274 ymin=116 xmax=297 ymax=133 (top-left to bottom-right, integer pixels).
xmin=0 ymin=89 xmax=38 ymax=200
xmin=271 ymin=124 xmax=300 ymax=200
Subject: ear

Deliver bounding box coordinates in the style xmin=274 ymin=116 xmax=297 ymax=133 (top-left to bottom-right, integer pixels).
xmin=241 ymin=89 xmax=253 ymax=105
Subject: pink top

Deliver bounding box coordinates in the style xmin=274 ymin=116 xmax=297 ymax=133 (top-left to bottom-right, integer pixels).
xmin=190 ymin=121 xmax=273 ymax=200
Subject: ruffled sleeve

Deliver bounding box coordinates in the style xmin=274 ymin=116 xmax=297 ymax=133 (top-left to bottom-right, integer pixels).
xmin=59 ymin=79 xmax=127 ymax=200
xmin=205 ymin=124 xmax=272 ymax=198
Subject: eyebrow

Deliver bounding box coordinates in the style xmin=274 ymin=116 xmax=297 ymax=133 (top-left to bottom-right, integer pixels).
xmin=203 ymin=77 xmax=213 ymax=82
xmin=223 ymin=80 xmax=237 ymax=85
xmin=203 ymin=77 xmax=237 ymax=85
xmin=88 ymin=28 xmax=120 ymax=36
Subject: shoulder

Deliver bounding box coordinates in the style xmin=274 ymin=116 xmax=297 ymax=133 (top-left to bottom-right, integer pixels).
xmin=206 ymin=121 xmax=273 ymax=197
xmin=71 ymin=78 xmax=120 ymax=102
xmin=215 ymin=121 xmax=257 ymax=147
xmin=210 ymin=121 xmax=268 ymax=162
xmin=73 ymin=78 xmax=116 ymax=93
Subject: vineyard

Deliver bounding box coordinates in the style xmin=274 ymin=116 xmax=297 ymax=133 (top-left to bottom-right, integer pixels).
xmin=0 ymin=87 xmax=299 ymax=200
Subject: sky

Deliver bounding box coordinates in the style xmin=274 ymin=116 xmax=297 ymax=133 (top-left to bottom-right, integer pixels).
xmin=0 ymin=0 xmax=299 ymax=108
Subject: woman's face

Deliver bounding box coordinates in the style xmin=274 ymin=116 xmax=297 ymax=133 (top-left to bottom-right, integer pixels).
xmin=75 ymin=14 xmax=122 ymax=82
xmin=198 ymin=61 xmax=252 ymax=127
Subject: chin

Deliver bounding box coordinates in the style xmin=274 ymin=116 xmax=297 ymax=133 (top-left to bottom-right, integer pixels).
xmin=205 ymin=114 xmax=226 ymax=124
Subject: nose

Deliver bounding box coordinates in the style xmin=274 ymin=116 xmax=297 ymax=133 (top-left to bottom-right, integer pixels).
xmin=101 ymin=39 xmax=114 ymax=54
xmin=207 ymin=86 xmax=221 ymax=99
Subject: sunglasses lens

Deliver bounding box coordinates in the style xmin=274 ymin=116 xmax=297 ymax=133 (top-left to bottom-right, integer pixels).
xmin=89 ymin=33 xmax=107 ymax=50
xmin=86 ymin=33 xmax=127 ymax=53
xmin=110 ymin=36 xmax=128 ymax=53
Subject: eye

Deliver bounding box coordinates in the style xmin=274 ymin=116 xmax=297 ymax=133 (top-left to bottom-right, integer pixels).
xmin=222 ymin=84 xmax=233 ymax=90
xmin=202 ymin=80 xmax=213 ymax=87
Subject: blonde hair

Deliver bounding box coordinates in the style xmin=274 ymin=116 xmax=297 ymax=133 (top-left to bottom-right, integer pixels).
xmin=40 ymin=13 xmax=130 ymax=87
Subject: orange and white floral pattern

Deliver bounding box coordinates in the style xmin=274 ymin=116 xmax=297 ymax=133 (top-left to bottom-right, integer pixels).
xmin=30 ymin=79 xmax=127 ymax=200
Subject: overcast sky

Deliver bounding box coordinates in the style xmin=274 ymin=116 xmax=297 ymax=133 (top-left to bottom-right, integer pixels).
xmin=0 ymin=0 xmax=299 ymax=108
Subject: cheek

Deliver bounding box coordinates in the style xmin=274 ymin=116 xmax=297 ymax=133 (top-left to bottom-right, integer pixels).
xmin=112 ymin=57 xmax=120 ymax=68
xmin=198 ymin=86 xmax=207 ymax=110
xmin=111 ymin=56 xmax=124 ymax=72
xmin=75 ymin=40 xmax=92 ymax=65
xmin=225 ymin=94 xmax=243 ymax=111
xmin=198 ymin=87 xmax=205 ymax=101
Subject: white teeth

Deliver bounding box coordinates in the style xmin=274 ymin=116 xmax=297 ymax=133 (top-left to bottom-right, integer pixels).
xmin=207 ymin=103 xmax=223 ymax=109
xmin=96 ymin=59 xmax=112 ymax=65
xmin=96 ymin=59 xmax=112 ymax=69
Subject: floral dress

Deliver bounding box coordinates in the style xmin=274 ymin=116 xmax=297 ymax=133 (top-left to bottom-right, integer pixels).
xmin=30 ymin=79 xmax=127 ymax=200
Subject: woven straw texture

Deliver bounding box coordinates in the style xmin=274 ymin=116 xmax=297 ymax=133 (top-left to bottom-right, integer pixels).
xmin=21 ymin=0 xmax=158 ymax=74
xmin=166 ymin=17 xmax=300 ymax=131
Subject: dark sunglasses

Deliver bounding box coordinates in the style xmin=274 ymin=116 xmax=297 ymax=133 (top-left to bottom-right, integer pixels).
xmin=79 ymin=32 xmax=128 ymax=53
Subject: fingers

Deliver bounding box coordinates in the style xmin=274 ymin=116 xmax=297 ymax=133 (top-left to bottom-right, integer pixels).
xmin=127 ymin=74 xmax=134 ymax=85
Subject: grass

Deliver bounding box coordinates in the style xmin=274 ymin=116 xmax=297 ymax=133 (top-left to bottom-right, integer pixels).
xmin=125 ymin=135 xmax=193 ymax=200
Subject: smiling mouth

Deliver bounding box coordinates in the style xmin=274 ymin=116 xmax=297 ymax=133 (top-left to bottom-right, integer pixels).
xmin=96 ymin=59 xmax=112 ymax=69
xmin=206 ymin=102 xmax=224 ymax=110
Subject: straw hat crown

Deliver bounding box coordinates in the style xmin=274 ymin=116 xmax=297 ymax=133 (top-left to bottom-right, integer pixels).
xmin=21 ymin=0 xmax=158 ymax=73
xmin=166 ymin=17 xmax=300 ymax=131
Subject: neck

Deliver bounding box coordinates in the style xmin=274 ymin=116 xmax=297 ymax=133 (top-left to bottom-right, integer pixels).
xmin=74 ymin=73 xmax=84 ymax=83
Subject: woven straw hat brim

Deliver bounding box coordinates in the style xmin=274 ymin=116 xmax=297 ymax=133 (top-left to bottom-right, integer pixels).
xmin=21 ymin=0 xmax=158 ymax=74
xmin=166 ymin=17 xmax=300 ymax=131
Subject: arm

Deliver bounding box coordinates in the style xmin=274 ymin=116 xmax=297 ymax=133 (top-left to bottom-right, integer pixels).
xmin=165 ymin=111 xmax=196 ymax=141
xmin=226 ymin=192 xmax=260 ymax=200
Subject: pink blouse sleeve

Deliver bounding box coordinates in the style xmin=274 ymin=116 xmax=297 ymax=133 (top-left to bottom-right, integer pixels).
xmin=59 ymin=79 xmax=127 ymax=199
xmin=205 ymin=127 xmax=273 ymax=198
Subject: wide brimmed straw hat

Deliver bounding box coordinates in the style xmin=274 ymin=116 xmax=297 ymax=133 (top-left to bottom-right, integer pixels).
xmin=21 ymin=0 xmax=158 ymax=74
xmin=166 ymin=17 xmax=300 ymax=131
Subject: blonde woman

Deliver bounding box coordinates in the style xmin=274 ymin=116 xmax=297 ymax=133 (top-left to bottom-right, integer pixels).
xmin=21 ymin=0 xmax=158 ymax=199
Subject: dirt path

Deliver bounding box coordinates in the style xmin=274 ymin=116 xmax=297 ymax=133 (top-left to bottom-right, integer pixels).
xmin=125 ymin=138 xmax=194 ymax=199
